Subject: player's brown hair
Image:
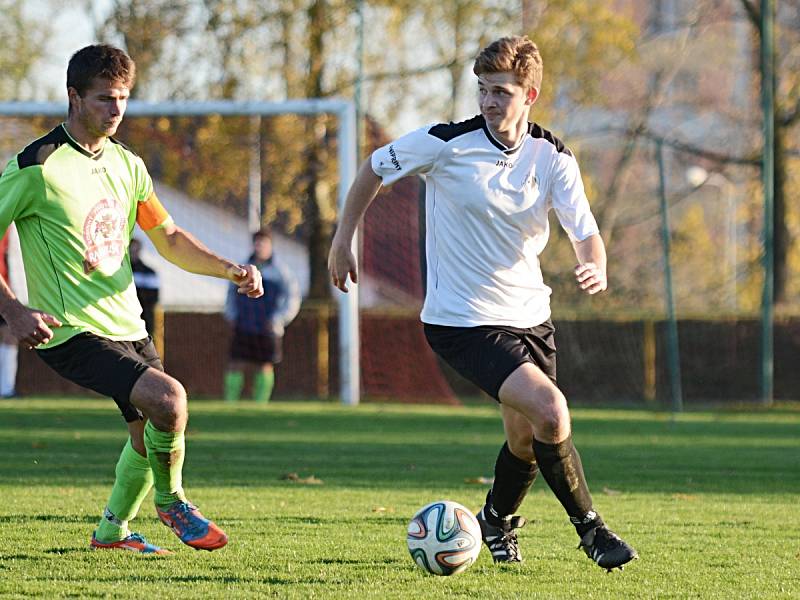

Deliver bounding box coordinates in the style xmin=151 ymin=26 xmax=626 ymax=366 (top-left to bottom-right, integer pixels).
xmin=473 ymin=36 xmax=543 ymax=92
xmin=67 ymin=44 xmax=136 ymax=97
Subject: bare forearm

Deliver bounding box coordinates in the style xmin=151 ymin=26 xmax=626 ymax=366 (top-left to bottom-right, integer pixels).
xmin=572 ymin=233 xmax=608 ymax=295
xmin=332 ymin=159 xmax=383 ymax=245
xmin=573 ymin=234 xmax=606 ymax=274
xmin=327 ymin=159 xmax=383 ymax=292
xmin=149 ymin=225 xmax=237 ymax=280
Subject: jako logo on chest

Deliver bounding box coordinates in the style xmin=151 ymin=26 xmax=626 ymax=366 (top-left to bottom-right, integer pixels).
xmin=91 ymin=166 xmax=107 ymax=175
xmin=495 ymin=159 xmax=514 ymax=169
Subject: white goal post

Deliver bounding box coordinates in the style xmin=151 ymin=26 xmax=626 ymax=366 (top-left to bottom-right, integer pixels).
xmin=0 ymin=99 xmax=360 ymax=406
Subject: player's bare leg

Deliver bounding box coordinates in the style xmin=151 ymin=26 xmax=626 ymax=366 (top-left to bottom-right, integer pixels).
xmin=127 ymin=417 xmax=147 ymax=455
xmin=498 ymin=363 xmax=637 ymax=571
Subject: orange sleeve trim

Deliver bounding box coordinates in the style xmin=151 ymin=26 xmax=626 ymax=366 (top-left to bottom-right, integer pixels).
xmin=136 ymin=192 xmax=171 ymax=231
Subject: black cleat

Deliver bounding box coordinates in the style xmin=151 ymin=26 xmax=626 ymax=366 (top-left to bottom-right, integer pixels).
xmin=578 ymin=525 xmax=638 ymax=572
xmin=477 ymin=508 xmax=527 ymax=563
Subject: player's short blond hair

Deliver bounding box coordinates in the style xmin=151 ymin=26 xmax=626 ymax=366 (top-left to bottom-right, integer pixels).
xmin=473 ymin=36 xmax=543 ymax=93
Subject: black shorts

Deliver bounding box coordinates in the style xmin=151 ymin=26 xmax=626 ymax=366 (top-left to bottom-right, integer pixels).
xmin=424 ymin=320 xmax=557 ymax=401
xmin=36 ymin=333 xmax=164 ymax=423
xmin=230 ymin=329 xmax=282 ymax=364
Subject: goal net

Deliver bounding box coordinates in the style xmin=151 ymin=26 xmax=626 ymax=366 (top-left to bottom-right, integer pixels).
xmin=0 ymin=101 xmax=462 ymax=405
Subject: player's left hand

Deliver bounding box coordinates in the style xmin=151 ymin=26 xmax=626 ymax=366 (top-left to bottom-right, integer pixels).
xmin=231 ymin=264 xmax=263 ymax=298
xmin=574 ymin=262 xmax=607 ymax=295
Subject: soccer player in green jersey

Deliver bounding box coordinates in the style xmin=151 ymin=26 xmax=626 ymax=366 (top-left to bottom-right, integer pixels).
xmin=0 ymin=44 xmax=264 ymax=554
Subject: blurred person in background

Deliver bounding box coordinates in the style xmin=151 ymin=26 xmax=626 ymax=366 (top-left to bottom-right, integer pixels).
xmin=129 ymin=237 xmax=160 ymax=336
xmin=224 ymin=227 xmax=300 ymax=404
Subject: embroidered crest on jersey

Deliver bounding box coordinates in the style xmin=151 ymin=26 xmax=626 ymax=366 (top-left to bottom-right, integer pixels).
xmin=82 ymin=198 xmax=127 ymax=273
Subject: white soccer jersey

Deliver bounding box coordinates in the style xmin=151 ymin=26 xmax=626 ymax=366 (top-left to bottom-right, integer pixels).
xmin=371 ymin=115 xmax=599 ymax=328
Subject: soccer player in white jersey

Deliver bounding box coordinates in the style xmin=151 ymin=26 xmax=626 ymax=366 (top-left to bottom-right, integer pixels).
xmin=328 ymin=35 xmax=637 ymax=571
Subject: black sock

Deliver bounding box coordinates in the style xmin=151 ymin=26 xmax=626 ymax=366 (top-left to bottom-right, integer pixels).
xmin=532 ymin=436 xmax=603 ymax=537
xmin=484 ymin=442 xmax=538 ymax=526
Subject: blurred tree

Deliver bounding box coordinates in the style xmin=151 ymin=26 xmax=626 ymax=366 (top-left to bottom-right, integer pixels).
xmin=602 ymin=0 xmax=800 ymax=310
xmin=536 ymin=2 xmax=754 ymax=315
xmin=92 ymin=0 xmax=640 ymax=302
xmin=92 ymin=0 xmax=193 ymax=99
xmin=738 ymin=0 xmax=799 ymax=306
xmin=363 ymin=0 xmax=638 ymax=125
xmin=0 ymin=1 xmax=51 ymax=100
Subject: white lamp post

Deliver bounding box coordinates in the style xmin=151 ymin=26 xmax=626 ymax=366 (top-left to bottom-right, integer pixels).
xmin=686 ymin=166 xmax=737 ymax=311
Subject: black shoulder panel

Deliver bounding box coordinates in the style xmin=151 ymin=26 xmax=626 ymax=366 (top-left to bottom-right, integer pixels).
xmin=17 ymin=126 xmax=69 ymax=169
xmin=428 ymin=115 xmax=485 ymax=142
xmin=528 ymin=122 xmax=572 ymax=156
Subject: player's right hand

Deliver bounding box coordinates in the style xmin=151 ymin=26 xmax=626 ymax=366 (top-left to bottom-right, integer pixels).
xmin=230 ymin=263 xmax=264 ymax=298
xmin=328 ymin=238 xmax=358 ymax=293
xmin=4 ymin=304 xmax=62 ymax=350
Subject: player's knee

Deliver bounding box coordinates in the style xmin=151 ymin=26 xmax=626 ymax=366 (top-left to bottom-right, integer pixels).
xmin=537 ymin=389 xmax=570 ymax=440
xmin=164 ymin=380 xmax=188 ymax=425
xmin=150 ymin=377 xmax=187 ymax=430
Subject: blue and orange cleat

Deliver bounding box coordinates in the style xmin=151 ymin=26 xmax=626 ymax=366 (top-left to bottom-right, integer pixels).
xmin=90 ymin=532 xmax=172 ymax=555
xmin=156 ymin=501 xmax=228 ymax=551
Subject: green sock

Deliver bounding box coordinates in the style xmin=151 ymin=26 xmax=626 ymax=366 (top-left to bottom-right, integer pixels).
xmin=253 ymin=370 xmax=274 ymax=404
xmin=95 ymin=438 xmax=154 ymax=543
xmin=143 ymin=420 xmax=187 ymax=510
xmin=224 ymin=370 xmax=244 ymax=403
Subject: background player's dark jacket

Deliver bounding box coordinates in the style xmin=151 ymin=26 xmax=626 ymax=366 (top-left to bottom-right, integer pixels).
xmin=224 ymin=254 xmax=300 ymax=336
xmin=131 ymin=257 xmax=159 ymax=334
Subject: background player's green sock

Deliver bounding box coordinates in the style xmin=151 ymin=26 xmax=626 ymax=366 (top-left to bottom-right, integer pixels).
xmin=144 ymin=420 xmax=187 ymax=510
xmin=224 ymin=371 xmax=244 ymax=403
xmin=94 ymin=438 xmax=154 ymax=543
xmin=253 ymin=371 xmax=274 ymax=403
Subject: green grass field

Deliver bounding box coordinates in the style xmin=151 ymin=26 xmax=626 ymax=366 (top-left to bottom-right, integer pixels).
xmin=1 ymin=398 xmax=798 ymax=599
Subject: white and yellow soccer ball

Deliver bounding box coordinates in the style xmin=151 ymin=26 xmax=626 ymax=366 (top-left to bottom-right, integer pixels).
xmin=406 ymin=500 xmax=482 ymax=576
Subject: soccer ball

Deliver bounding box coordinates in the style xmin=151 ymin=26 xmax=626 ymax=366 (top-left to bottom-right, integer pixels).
xmin=406 ymin=500 xmax=482 ymax=576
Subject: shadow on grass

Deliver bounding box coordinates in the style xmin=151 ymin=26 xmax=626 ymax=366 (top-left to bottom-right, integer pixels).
xmin=43 ymin=547 xmax=86 ymax=555
xmin=0 ymin=515 xmax=97 ymax=524
xmin=310 ymin=557 xmax=405 ymax=566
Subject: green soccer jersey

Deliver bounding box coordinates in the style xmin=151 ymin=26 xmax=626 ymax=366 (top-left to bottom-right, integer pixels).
xmin=0 ymin=124 xmax=166 ymax=348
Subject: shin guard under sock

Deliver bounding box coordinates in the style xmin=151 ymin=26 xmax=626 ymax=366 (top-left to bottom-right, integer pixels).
xmin=533 ymin=435 xmax=603 ymax=536
xmin=143 ymin=421 xmax=186 ymax=510
xmin=95 ymin=439 xmax=154 ymax=542
xmin=484 ymin=442 xmax=538 ymax=525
